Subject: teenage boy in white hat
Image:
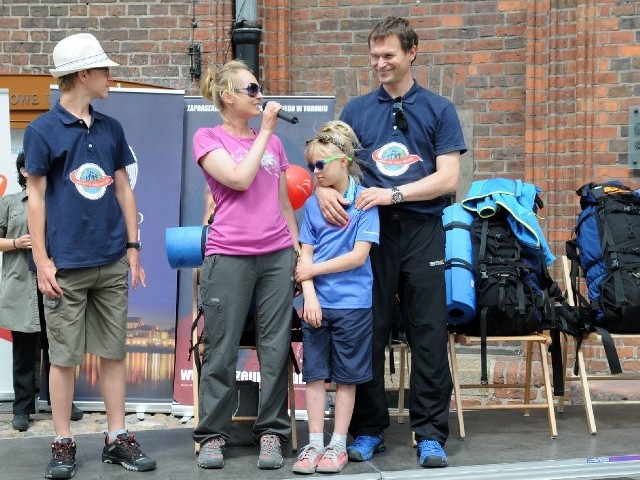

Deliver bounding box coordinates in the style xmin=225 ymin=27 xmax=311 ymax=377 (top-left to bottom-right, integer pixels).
xmin=23 ymin=33 xmax=156 ymax=479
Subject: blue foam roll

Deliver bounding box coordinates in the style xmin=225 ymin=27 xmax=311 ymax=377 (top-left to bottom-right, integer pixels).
xmin=442 ymin=204 xmax=476 ymax=325
xmin=166 ymin=225 xmax=209 ymax=269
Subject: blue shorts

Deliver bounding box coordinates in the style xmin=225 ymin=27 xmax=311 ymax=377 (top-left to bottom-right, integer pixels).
xmin=301 ymin=307 xmax=373 ymax=385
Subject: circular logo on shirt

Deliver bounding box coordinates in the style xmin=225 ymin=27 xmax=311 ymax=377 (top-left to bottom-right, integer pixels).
xmin=69 ymin=163 xmax=113 ymax=200
xmin=372 ymin=142 xmax=422 ymax=177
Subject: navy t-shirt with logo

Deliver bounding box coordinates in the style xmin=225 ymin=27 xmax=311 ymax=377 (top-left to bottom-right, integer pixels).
xmin=24 ymin=101 xmax=134 ymax=268
xmin=340 ymin=81 xmax=467 ymax=217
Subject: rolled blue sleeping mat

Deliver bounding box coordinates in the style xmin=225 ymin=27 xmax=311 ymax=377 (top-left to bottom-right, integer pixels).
xmin=442 ymin=204 xmax=476 ymax=325
xmin=166 ymin=225 xmax=209 ymax=269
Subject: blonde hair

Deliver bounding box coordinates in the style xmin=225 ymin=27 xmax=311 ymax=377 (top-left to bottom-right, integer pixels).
xmin=57 ymin=72 xmax=78 ymax=93
xmin=305 ymin=120 xmax=363 ymax=182
xmin=200 ymin=59 xmax=252 ymax=116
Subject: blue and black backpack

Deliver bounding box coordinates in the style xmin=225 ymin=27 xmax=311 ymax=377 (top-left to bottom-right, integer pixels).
xmin=567 ymin=181 xmax=640 ymax=333
xmin=566 ymin=181 xmax=640 ymax=373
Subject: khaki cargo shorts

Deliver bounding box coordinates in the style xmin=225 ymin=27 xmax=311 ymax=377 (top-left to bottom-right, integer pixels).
xmin=44 ymin=255 xmax=130 ymax=367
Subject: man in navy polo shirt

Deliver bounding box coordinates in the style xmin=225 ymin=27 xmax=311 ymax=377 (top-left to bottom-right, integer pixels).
xmin=316 ymin=16 xmax=467 ymax=468
xmin=24 ymin=33 xmax=155 ymax=479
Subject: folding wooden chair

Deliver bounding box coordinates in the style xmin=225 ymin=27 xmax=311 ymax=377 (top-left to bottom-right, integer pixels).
xmin=558 ymin=255 xmax=640 ymax=434
xmin=449 ymin=331 xmax=558 ymax=439
xmin=386 ymin=341 xmax=411 ymax=424
xmin=191 ymin=268 xmax=299 ymax=453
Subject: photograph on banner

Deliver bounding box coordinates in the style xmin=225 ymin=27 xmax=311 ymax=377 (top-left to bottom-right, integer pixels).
xmin=172 ymin=96 xmax=336 ymax=418
xmin=46 ymin=87 xmax=185 ymax=407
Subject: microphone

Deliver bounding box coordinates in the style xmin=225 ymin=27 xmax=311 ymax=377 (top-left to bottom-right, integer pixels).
xmin=262 ymin=102 xmax=299 ymax=124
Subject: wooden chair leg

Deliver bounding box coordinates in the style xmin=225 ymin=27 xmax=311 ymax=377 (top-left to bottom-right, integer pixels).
xmin=577 ymin=347 xmax=597 ymax=434
xmin=523 ymin=340 xmax=533 ymax=416
xmin=448 ymin=333 xmax=465 ymax=440
xmin=288 ymin=360 xmax=298 ymax=451
xmin=539 ymin=342 xmax=558 ymax=438
xmin=397 ymin=345 xmax=407 ymax=424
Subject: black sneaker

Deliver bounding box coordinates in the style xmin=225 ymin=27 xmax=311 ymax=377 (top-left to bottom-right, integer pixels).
xmin=102 ymin=432 xmax=156 ymax=472
xmin=11 ymin=413 xmax=29 ymax=432
xmin=70 ymin=403 xmax=83 ymax=421
xmin=45 ymin=438 xmax=76 ymax=479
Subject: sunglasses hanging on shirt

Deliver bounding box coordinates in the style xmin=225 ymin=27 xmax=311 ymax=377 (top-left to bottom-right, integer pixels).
xmin=393 ymin=96 xmax=408 ymax=131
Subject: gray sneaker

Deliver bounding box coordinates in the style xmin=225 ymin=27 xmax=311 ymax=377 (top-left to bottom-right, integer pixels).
xmin=198 ymin=436 xmax=225 ymax=469
xmin=257 ymin=434 xmax=284 ymax=470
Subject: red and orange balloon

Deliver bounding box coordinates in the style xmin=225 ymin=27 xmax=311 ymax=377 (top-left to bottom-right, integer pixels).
xmin=286 ymin=165 xmax=313 ymax=210
xmin=0 ymin=174 xmax=7 ymax=197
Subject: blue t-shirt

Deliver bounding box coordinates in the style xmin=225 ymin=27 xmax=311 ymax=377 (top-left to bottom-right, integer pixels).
xmin=24 ymin=101 xmax=134 ymax=268
xmin=299 ymin=184 xmax=380 ymax=309
xmin=340 ymin=81 xmax=467 ymax=217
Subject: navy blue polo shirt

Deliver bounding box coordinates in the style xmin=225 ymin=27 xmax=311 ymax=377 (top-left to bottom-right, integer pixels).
xmin=340 ymin=81 xmax=467 ymax=217
xmin=24 ymin=101 xmax=134 ymax=268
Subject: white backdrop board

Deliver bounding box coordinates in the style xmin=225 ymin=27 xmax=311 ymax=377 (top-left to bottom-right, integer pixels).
xmin=0 ymin=89 xmax=15 ymax=400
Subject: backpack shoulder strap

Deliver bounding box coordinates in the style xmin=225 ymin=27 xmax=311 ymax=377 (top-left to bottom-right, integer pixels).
xmin=188 ymin=304 xmax=205 ymax=381
xmin=592 ymin=326 xmax=623 ymax=375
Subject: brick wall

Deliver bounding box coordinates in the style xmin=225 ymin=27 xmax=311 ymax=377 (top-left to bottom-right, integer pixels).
xmin=1 ymin=0 xmax=639 ymax=406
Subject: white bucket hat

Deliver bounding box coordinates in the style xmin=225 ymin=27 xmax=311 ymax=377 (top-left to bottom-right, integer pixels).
xmin=50 ymin=33 xmax=119 ymax=78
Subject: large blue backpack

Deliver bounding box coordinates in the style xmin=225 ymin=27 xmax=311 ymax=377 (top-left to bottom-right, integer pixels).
xmin=566 ymin=181 xmax=640 ymax=375
xmin=567 ymin=181 xmax=640 ymax=334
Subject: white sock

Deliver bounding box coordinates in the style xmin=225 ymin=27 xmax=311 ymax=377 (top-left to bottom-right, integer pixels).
xmin=329 ymin=432 xmax=347 ymax=451
xmin=107 ymin=428 xmax=128 ymax=443
xmin=54 ymin=435 xmax=74 ymax=443
xmin=309 ymin=432 xmax=324 ymax=449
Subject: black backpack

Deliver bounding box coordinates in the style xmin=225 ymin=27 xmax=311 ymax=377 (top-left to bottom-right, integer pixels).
xmin=565 ymin=181 xmax=640 ymax=374
xmin=567 ymin=181 xmax=640 ymax=334
xmin=467 ymin=210 xmax=546 ymax=336
xmin=451 ymin=208 xmax=581 ymax=394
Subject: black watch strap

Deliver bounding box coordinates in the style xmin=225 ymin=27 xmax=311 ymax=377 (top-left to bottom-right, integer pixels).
xmin=125 ymin=242 xmax=141 ymax=250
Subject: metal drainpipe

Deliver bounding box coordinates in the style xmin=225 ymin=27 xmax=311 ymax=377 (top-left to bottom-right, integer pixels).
xmin=232 ymin=0 xmax=262 ymax=80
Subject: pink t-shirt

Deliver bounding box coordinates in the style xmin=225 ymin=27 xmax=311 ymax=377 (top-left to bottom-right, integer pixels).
xmin=193 ymin=125 xmax=293 ymax=255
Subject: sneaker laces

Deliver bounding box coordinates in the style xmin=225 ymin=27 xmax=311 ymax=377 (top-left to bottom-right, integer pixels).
xmin=201 ymin=437 xmax=224 ymax=455
xmin=116 ymin=433 xmax=144 ymax=459
xmin=418 ymin=439 xmax=442 ymax=456
xmin=260 ymin=435 xmax=280 ymax=455
xmin=297 ymin=444 xmax=322 ymax=461
xmin=323 ymin=445 xmax=340 ymax=461
xmin=351 ymin=435 xmax=380 ymax=450
xmin=52 ymin=441 xmax=74 ymax=463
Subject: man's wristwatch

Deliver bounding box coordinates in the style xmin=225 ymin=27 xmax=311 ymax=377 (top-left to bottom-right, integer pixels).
xmin=391 ymin=186 xmax=404 ymax=204
xmin=125 ymin=242 xmax=141 ymax=250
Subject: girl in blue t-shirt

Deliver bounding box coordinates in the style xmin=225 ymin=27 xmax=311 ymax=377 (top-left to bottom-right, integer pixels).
xmin=293 ymin=120 xmax=380 ymax=474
